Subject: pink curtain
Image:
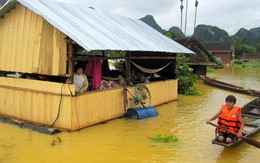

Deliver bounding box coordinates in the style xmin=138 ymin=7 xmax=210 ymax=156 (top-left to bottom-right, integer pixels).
xmin=84 ymin=58 xmax=102 ymax=89
xmin=84 ymin=59 xmax=94 ymax=77
xmin=92 ymin=58 xmax=102 ymax=89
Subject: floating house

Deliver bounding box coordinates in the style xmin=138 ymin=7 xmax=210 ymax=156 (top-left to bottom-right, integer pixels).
xmin=175 ymin=37 xmax=218 ymax=75
xmin=202 ymin=43 xmax=235 ymax=65
xmin=0 ymin=0 xmax=193 ymax=131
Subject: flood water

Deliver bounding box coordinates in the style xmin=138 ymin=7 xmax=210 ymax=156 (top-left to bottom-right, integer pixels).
xmin=0 ymin=67 xmax=260 ymax=163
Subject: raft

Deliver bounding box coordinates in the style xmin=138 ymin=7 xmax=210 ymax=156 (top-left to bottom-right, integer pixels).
xmin=212 ymin=97 xmax=260 ymax=147
xmin=0 ymin=116 xmax=61 ymax=135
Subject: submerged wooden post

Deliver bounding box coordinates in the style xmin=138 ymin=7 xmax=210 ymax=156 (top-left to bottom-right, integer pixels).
xmin=68 ymin=39 xmax=74 ymax=82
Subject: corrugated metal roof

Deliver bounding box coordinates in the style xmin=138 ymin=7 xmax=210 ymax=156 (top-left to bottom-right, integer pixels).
xmin=2 ymin=0 xmax=194 ymax=54
xmin=0 ymin=0 xmax=17 ymax=18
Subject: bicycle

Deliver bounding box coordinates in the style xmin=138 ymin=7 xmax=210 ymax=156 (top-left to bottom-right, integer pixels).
xmin=123 ymin=84 xmax=151 ymax=107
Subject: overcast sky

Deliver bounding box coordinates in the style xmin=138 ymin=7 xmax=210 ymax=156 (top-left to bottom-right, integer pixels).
xmin=57 ymin=0 xmax=260 ymax=36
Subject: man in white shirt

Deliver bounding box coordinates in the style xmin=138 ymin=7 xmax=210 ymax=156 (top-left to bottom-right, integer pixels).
xmin=74 ymin=67 xmax=89 ymax=95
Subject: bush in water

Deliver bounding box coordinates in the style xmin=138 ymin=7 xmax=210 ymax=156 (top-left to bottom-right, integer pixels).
xmin=176 ymin=56 xmax=200 ymax=95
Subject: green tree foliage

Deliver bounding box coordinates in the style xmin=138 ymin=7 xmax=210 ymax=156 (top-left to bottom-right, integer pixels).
xmin=193 ymin=24 xmax=230 ymax=43
xmin=168 ymin=26 xmax=185 ymax=37
xmin=256 ymin=42 xmax=260 ymax=53
xmin=231 ymin=36 xmax=256 ymax=58
xmin=106 ymin=51 xmax=126 ymax=72
xmin=234 ymin=28 xmax=257 ymax=46
xmin=176 ymin=56 xmax=200 ymax=95
xmin=164 ymin=31 xmax=184 ymax=39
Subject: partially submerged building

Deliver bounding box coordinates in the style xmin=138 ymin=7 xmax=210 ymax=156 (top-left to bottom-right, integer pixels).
xmin=175 ymin=37 xmax=218 ymax=75
xmin=0 ymin=0 xmax=193 ymax=131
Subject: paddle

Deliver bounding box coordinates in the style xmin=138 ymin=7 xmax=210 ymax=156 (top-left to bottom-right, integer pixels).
xmin=208 ymin=122 xmax=260 ymax=148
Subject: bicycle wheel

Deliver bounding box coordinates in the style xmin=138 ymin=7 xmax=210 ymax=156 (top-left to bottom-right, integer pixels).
xmin=137 ymin=86 xmax=151 ymax=107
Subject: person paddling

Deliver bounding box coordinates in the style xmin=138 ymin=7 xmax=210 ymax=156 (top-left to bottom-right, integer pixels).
xmin=206 ymin=95 xmax=244 ymax=144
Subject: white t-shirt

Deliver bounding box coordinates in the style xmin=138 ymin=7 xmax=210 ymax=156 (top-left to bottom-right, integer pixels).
xmin=74 ymin=74 xmax=85 ymax=92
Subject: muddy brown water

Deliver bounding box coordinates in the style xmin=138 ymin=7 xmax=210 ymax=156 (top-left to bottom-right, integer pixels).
xmin=0 ymin=67 xmax=259 ymax=162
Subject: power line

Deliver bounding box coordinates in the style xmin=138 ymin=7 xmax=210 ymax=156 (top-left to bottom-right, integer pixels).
xmin=229 ymin=18 xmax=260 ymax=34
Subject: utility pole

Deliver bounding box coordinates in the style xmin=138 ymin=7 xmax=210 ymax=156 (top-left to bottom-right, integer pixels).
xmin=180 ymin=0 xmax=184 ymax=32
xmin=194 ymin=0 xmax=199 ymax=34
xmin=184 ymin=0 xmax=189 ymax=35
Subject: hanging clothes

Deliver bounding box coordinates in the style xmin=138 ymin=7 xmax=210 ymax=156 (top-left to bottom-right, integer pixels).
xmin=92 ymin=58 xmax=102 ymax=89
xmin=84 ymin=58 xmax=102 ymax=90
xmin=84 ymin=59 xmax=94 ymax=77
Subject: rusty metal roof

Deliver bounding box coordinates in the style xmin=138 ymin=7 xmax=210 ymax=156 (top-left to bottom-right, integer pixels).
xmin=1 ymin=0 xmax=194 ymax=54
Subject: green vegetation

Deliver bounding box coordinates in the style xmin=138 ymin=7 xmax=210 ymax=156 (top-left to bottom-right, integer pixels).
xmin=139 ymin=14 xmax=260 ymax=54
xmin=154 ymin=133 xmax=178 ymax=143
xmin=231 ymin=36 xmax=256 ymax=59
xmin=164 ymin=31 xmax=184 ymax=39
xmin=106 ymin=51 xmax=126 ymax=58
xmin=193 ymin=24 xmax=230 ymax=43
xmin=233 ymin=59 xmax=260 ymax=68
xmin=256 ymin=42 xmax=260 ymax=53
xmin=168 ymin=26 xmax=185 ymax=37
xmin=206 ymin=66 xmax=215 ymax=73
xmin=106 ymin=51 xmax=126 ymax=72
xmin=176 ymin=56 xmax=201 ymax=96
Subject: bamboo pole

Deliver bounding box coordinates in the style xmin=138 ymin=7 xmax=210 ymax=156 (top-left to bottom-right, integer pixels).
xmin=180 ymin=0 xmax=184 ymax=32
xmin=184 ymin=0 xmax=189 ymax=35
xmin=194 ymin=0 xmax=199 ymax=34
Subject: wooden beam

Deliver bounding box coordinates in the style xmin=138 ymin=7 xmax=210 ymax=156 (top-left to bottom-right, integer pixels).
xmin=242 ymin=114 xmax=260 ymax=119
xmin=69 ymin=56 xmax=177 ymax=61
xmin=68 ymin=39 xmax=74 ymax=79
xmin=125 ymin=52 xmax=131 ymax=84
xmin=0 ymin=77 xmax=75 ymax=96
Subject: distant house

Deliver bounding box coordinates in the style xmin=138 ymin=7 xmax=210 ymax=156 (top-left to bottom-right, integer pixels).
xmin=175 ymin=37 xmax=218 ymax=75
xmin=242 ymin=54 xmax=260 ymax=61
xmin=202 ymin=43 xmax=235 ymax=65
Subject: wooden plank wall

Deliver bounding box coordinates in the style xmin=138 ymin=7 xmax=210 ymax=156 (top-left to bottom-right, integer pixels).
xmin=71 ymin=79 xmax=178 ymax=131
xmin=71 ymin=87 xmax=125 ymax=131
xmin=0 ymin=77 xmax=76 ymax=130
xmin=146 ymin=80 xmax=178 ymax=106
xmin=0 ymin=78 xmax=177 ymax=131
xmin=0 ymin=4 xmax=67 ymax=75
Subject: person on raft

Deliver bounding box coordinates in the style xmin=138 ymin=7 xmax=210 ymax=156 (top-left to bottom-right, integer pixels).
xmin=206 ymin=95 xmax=244 ymax=144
